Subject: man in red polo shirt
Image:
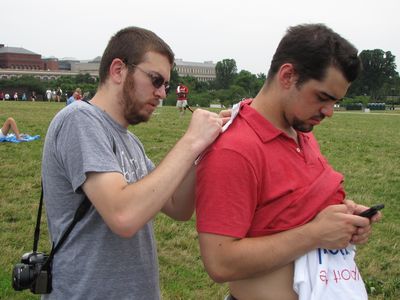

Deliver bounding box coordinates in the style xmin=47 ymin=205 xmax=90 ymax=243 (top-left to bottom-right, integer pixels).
xmin=196 ymin=24 xmax=381 ymax=300
xmin=176 ymin=83 xmax=189 ymax=116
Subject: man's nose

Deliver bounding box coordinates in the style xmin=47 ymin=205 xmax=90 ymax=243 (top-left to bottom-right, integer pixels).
xmin=154 ymin=86 xmax=167 ymax=99
xmin=320 ymin=103 xmax=335 ymax=117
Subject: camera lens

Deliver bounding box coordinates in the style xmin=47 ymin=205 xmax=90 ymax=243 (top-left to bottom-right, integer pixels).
xmin=12 ymin=263 xmax=34 ymax=291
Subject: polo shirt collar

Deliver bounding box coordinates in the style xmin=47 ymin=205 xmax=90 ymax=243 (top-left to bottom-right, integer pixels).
xmin=239 ymin=99 xmax=310 ymax=144
xmin=240 ymin=99 xmax=283 ymax=143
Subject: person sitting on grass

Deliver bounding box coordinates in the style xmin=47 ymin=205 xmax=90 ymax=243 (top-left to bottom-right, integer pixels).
xmin=0 ymin=117 xmax=22 ymax=140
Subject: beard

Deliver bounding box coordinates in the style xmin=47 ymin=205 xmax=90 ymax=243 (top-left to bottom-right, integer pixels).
xmin=121 ymin=73 xmax=151 ymax=125
xmin=292 ymin=119 xmax=314 ymax=133
xmin=292 ymin=114 xmax=324 ymax=133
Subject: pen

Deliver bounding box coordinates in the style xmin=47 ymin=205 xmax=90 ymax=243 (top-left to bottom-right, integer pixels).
xmin=185 ymin=104 xmax=194 ymax=113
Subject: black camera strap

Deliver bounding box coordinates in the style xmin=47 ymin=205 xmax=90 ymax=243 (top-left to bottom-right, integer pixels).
xmin=34 ymin=183 xmax=91 ymax=253
xmin=36 ymin=183 xmax=91 ymax=270
xmin=32 ymin=183 xmax=44 ymax=253
xmin=46 ymin=199 xmax=91 ymax=270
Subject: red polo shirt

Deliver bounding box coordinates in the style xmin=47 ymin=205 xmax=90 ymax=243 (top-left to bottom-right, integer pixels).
xmin=196 ymin=100 xmax=345 ymax=238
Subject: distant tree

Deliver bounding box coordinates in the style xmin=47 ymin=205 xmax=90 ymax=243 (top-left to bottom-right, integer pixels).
xmin=255 ymin=73 xmax=267 ymax=93
xmin=227 ymin=85 xmax=247 ymax=105
xmin=257 ymin=73 xmax=267 ymax=82
xmin=169 ymin=67 xmax=180 ymax=91
xmin=349 ymin=49 xmax=398 ymax=99
xmin=0 ymin=75 xmax=45 ymax=98
xmin=55 ymin=76 xmax=75 ymax=89
xmin=54 ymin=74 xmax=98 ymax=97
xmin=179 ymin=76 xmax=198 ymax=92
xmin=187 ymin=91 xmax=212 ymax=107
xmin=233 ymin=70 xmax=267 ymax=97
xmin=234 ymin=70 xmax=257 ymax=96
xmin=193 ymin=80 xmax=211 ymax=92
xmin=75 ymin=73 xmax=97 ymax=84
xmin=215 ymin=59 xmax=237 ymax=89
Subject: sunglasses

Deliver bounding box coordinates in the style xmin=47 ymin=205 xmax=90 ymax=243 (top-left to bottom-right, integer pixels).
xmin=125 ymin=62 xmax=170 ymax=94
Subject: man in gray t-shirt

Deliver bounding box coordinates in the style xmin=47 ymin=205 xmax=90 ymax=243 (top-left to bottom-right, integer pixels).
xmin=42 ymin=27 xmax=229 ymax=299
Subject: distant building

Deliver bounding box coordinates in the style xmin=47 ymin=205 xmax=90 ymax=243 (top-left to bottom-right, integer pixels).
xmin=0 ymin=44 xmax=216 ymax=82
xmin=174 ymin=59 xmax=216 ymax=82
xmin=70 ymin=56 xmax=101 ymax=75
xmin=58 ymin=58 xmax=80 ymax=71
xmin=0 ymin=44 xmax=45 ymax=70
xmin=43 ymin=57 xmax=59 ymax=71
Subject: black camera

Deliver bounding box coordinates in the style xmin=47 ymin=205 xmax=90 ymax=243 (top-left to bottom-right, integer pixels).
xmin=12 ymin=251 xmax=52 ymax=294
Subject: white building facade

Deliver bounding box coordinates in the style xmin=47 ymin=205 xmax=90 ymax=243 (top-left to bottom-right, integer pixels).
xmin=174 ymin=59 xmax=216 ymax=82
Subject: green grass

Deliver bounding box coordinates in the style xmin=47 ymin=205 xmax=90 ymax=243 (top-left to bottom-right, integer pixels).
xmin=0 ymin=102 xmax=399 ymax=299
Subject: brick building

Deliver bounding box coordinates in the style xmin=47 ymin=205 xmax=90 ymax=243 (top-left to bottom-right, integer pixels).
xmin=0 ymin=44 xmax=215 ymax=82
xmin=0 ymin=44 xmax=58 ymax=71
xmin=43 ymin=57 xmax=59 ymax=71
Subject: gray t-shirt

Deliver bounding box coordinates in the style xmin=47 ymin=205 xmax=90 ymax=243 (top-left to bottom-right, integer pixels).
xmin=41 ymin=101 xmax=160 ymax=299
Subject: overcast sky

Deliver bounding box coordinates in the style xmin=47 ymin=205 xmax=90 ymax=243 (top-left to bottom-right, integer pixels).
xmin=2 ymin=0 xmax=400 ymax=75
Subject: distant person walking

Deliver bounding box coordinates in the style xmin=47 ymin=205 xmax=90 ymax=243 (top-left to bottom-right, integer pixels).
xmin=75 ymin=88 xmax=82 ymax=100
xmin=56 ymin=87 xmax=62 ymax=102
xmin=13 ymin=92 xmax=18 ymax=101
xmin=176 ymin=83 xmax=189 ymax=116
xmin=46 ymin=89 xmax=52 ymax=102
xmin=66 ymin=91 xmax=79 ymax=105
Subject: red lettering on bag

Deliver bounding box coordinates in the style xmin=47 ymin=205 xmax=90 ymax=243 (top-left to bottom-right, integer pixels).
xmin=319 ymin=270 xmax=328 ymax=285
xmin=341 ymin=269 xmax=350 ymax=280
xmin=333 ymin=269 xmax=341 ymax=283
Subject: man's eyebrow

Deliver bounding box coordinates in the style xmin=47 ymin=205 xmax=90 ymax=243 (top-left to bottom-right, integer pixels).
xmin=320 ymin=91 xmax=341 ymax=101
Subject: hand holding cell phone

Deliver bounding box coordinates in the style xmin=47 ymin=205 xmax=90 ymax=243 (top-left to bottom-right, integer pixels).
xmin=358 ymin=204 xmax=384 ymax=219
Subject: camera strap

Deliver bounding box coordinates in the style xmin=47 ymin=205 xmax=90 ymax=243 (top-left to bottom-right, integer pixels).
xmin=34 ymin=182 xmax=91 ymax=252
xmin=38 ymin=184 xmax=91 ymax=270
xmin=32 ymin=182 xmax=44 ymax=253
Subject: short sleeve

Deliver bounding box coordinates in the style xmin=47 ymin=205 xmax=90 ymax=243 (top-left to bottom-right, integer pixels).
xmin=196 ymin=148 xmax=258 ymax=238
xmin=55 ymin=108 xmax=120 ymax=192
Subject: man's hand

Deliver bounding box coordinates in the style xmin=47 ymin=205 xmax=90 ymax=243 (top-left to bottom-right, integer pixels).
xmin=183 ymin=109 xmax=230 ymax=155
xmin=218 ymin=109 xmax=232 ymax=119
xmin=344 ymin=199 xmax=382 ymax=244
xmin=308 ymin=204 xmax=370 ymax=249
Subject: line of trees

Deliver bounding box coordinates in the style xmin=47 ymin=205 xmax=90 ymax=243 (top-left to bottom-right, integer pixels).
xmin=0 ymin=73 xmax=98 ymax=101
xmin=164 ymin=58 xmax=266 ymax=107
xmin=1 ymin=48 xmax=398 ymax=107
xmin=164 ymin=49 xmax=400 ymax=108
xmin=348 ymin=49 xmax=399 ymax=101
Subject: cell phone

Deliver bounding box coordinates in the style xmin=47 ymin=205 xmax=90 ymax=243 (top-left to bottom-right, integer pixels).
xmin=358 ymin=204 xmax=384 ymax=219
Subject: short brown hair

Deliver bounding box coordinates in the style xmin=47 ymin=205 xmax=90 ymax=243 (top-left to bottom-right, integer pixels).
xmin=267 ymin=24 xmax=361 ymax=86
xmin=99 ymin=26 xmax=175 ymax=84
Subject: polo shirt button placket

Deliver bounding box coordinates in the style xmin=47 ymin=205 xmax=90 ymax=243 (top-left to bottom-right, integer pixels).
xmin=295 ymin=146 xmax=307 ymax=162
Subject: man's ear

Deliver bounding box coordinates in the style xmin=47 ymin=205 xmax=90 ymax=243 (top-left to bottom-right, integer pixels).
xmin=277 ymin=63 xmax=297 ymax=89
xmin=109 ymin=58 xmax=126 ymax=85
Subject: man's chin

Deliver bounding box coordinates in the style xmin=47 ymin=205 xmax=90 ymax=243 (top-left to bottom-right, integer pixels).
xmin=127 ymin=113 xmax=149 ymax=125
xmin=125 ymin=106 xmax=156 ymax=125
xmin=294 ymin=124 xmax=314 ymax=133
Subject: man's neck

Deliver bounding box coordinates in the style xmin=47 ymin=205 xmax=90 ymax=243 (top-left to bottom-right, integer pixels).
xmin=251 ymin=89 xmax=298 ymax=143
xmin=90 ymin=87 xmax=129 ymax=128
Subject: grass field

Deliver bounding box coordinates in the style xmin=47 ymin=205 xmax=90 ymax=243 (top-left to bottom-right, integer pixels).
xmin=0 ymin=101 xmax=399 ymax=299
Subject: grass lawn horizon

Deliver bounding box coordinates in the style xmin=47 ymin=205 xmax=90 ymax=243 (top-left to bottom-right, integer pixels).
xmin=1 ymin=101 xmax=399 ymax=299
